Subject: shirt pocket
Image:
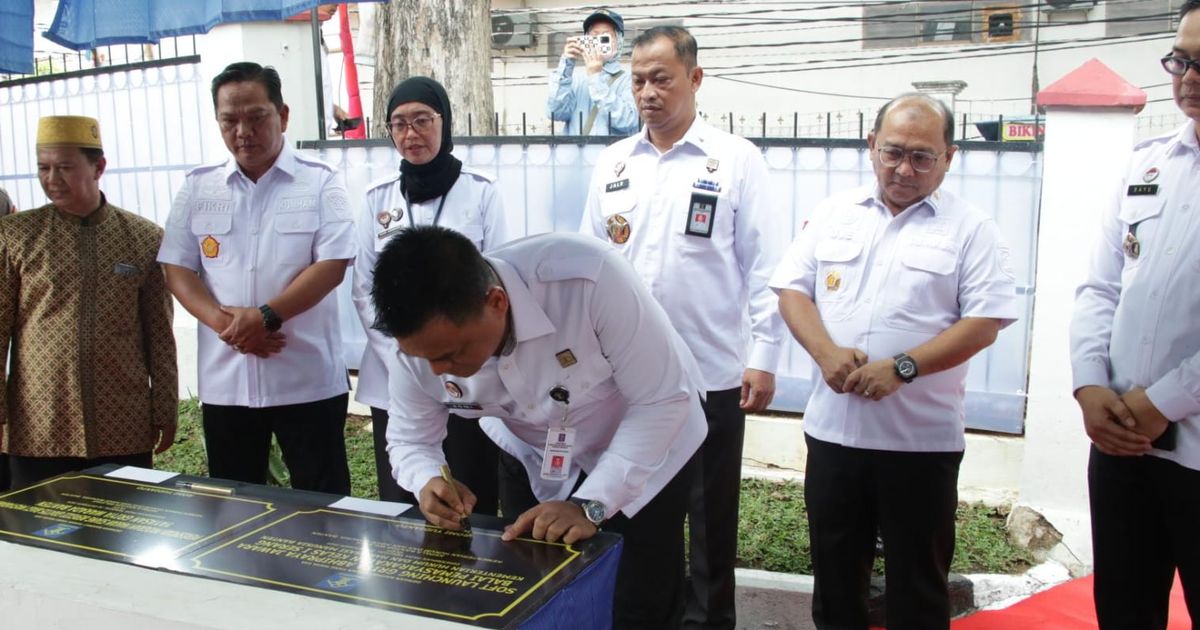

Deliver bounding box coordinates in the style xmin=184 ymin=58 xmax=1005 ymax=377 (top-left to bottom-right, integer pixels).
xmin=190 ymin=214 xmax=234 ymax=269
xmin=273 ymin=211 xmax=320 ymax=266
xmin=813 ymin=238 xmax=864 ymax=322
xmin=1116 ymin=195 xmax=1164 ymax=274
xmin=678 ymin=191 xmax=733 ymax=253
xmin=885 ymin=244 xmax=959 ymax=333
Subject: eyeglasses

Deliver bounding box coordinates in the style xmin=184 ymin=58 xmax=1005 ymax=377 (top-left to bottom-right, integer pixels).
xmin=387 ymin=113 xmax=441 ymax=135
xmin=1161 ymin=54 xmax=1200 ymax=77
xmin=876 ymin=146 xmax=945 ymax=173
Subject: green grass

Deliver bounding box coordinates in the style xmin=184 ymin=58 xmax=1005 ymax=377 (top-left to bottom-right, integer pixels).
xmin=158 ymin=399 xmax=1033 ymax=575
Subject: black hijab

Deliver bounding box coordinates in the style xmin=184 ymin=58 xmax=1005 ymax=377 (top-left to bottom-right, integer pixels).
xmin=386 ymin=76 xmax=462 ymax=204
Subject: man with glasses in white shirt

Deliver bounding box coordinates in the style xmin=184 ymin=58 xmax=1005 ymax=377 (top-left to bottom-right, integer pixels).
xmin=771 ymin=93 xmax=1020 ymax=630
xmin=1070 ymin=1 xmax=1200 ymax=624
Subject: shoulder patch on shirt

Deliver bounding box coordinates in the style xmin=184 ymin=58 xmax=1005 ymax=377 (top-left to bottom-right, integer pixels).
xmin=323 ymin=188 xmax=353 ymax=222
xmin=536 ymin=255 xmax=605 ymax=283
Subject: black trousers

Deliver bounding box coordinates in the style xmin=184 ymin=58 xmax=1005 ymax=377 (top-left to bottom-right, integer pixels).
xmin=202 ymin=394 xmax=351 ymax=495
xmin=684 ymin=387 xmax=746 ymax=630
xmin=1089 ymin=446 xmax=1200 ymax=629
xmin=0 ymin=453 xmax=10 ymax=491
xmin=8 ymin=451 xmax=152 ymax=489
xmin=499 ymin=449 xmax=692 ymax=630
xmin=370 ymin=406 xmax=500 ymax=514
xmin=805 ymin=434 xmax=962 ymax=630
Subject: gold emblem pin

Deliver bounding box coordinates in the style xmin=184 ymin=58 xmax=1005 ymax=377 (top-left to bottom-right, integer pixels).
xmin=606 ymin=214 xmax=631 ymax=245
xmin=555 ymin=349 xmax=578 ymax=368
xmin=614 ymin=161 xmax=625 ymax=177
xmin=201 ymin=235 xmax=220 ymax=259
xmin=444 ymin=381 xmax=463 ymax=399
xmin=1123 ymin=231 xmax=1141 ymax=259
xmin=706 ymin=158 xmax=719 ymax=173
xmin=376 ymin=211 xmax=392 ymax=227
xmin=824 ymin=270 xmax=842 ymax=292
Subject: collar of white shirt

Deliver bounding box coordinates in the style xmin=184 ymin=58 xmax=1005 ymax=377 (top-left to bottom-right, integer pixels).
xmin=222 ymin=136 xmax=297 ymax=183
xmin=854 ymin=184 xmax=946 ymax=217
xmin=1167 ymin=119 xmax=1200 ymax=156
xmin=632 ymin=114 xmax=713 ymax=157
xmin=489 ymin=257 xmax=556 ymax=346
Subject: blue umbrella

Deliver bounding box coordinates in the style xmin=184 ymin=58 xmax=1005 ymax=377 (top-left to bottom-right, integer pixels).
xmin=0 ymin=0 xmax=35 ymax=74
xmin=43 ymin=0 xmax=366 ymax=51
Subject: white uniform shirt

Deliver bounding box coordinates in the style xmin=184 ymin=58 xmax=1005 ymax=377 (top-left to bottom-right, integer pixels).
xmin=770 ymin=185 xmax=1020 ymax=452
xmin=351 ymin=167 xmax=510 ymax=409
xmin=386 ymin=234 xmax=707 ymax=519
xmin=158 ymin=143 xmax=355 ymax=407
xmin=1071 ymin=122 xmax=1200 ymax=472
xmin=579 ymin=117 xmax=786 ymax=391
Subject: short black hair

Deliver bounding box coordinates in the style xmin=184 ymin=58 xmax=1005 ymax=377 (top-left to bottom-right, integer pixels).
xmin=210 ymin=61 xmax=285 ymax=111
xmin=1181 ymin=0 xmax=1200 ymax=18
xmin=632 ymin=25 xmax=698 ymax=70
xmin=81 ymin=148 xmax=104 ymax=165
xmin=371 ymin=226 xmax=495 ymax=338
xmin=872 ymin=93 xmax=955 ymax=146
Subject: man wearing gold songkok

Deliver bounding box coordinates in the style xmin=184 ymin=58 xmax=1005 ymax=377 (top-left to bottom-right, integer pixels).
xmin=0 ymin=115 xmax=177 ymax=488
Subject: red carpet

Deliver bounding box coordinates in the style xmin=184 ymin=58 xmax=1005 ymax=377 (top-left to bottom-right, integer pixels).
xmin=952 ymin=573 xmax=1191 ymax=629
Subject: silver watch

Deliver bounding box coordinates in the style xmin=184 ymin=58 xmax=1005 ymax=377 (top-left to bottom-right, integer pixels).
xmin=569 ymin=497 xmax=606 ymax=526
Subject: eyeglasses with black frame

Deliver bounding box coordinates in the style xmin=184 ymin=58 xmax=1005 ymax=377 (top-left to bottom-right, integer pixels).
xmin=876 ymin=146 xmax=946 ymax=173
xmin=387 ymin=113 xmax=442 ymax=136
xmin=1161 ymin=54 xmax=1200 ymax=77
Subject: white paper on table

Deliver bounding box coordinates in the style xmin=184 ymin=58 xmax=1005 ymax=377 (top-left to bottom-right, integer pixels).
xmin=328 ymin=496 xmax=412 ymax=517
xmin=104 ymin=466 xmax=180 ymax=484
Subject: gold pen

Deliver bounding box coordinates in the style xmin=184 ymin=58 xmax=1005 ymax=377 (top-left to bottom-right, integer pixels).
xmin=175 ymin=480 xmax=236 ymax=496
xmin=439 ymin=464 xmax=471 ymax=530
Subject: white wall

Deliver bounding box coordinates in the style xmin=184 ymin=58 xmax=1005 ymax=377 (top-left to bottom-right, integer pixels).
xmin=1018 ymin=106 xmax=1140 ymax=566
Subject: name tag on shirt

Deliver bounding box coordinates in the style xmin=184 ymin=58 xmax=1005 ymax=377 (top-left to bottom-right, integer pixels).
xmin=540 ymin=427 xmax=576 ymax=481
xmin=443 ymin=402 xmax=483 ymax=411
xmin=606 ymin=179 xmax=630 ymax=193
xmin=685 ymin=192 xmax=717 ymax=238
xmin=1127 ymin=184 xmax=1159 ymax=196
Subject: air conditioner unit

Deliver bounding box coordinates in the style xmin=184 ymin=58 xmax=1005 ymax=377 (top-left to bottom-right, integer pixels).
xmin=492 ymin=13 xmax=536 ymax=49
xmin=1044 ymin=0 xmax=1097 ymax=11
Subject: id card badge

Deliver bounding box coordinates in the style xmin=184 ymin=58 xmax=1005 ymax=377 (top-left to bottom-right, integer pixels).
xmin=685 ymin=192 xmax=717 ymax=238
xmin=540 ymin=427 xmax=576 ymax=481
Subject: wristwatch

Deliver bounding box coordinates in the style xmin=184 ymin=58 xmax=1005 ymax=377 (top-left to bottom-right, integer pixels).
xmin=568 ymin=497 xmax=607 ymax=526
xmin=893 ymin=352 xmax=918 ymax=383
xmin=259 ymin=304 xmax=283 ymax=332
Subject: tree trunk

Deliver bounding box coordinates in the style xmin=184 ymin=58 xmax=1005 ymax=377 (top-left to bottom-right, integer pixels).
xmin=371 ymin=0 xmax=495 ymax=137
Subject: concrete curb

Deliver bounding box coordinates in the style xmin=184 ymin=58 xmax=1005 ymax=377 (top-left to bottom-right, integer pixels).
xmin=734 ymin=560 xmax=1074 ymax=628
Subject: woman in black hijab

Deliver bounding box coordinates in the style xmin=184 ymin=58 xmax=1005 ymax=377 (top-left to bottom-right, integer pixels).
xmin=351 ymin=76 xmax=509 ymax=513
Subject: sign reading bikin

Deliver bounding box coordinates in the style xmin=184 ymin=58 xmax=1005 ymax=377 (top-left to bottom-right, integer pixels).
xmin=185 ymin=509 xmax=600 ymax=628
xmin=1001 ymin=121 xmax=1045 ymax=142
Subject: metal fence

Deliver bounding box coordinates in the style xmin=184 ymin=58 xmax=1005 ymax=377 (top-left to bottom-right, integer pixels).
xmin=302 ymin=136 xmax=1042 ymax=435
xmin=1 ymin=58 xmax=1041 ymax=434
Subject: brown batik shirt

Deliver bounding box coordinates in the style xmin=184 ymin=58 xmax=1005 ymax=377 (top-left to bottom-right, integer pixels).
xmin=0 ymin=198 xmax=177 ymax=458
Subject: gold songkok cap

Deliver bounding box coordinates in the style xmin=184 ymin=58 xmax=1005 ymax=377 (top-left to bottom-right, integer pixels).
xmin=36 ymin=115 xmax=103 ymax=149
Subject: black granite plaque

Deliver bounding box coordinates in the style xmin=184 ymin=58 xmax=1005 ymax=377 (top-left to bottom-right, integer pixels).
xmin=185 ymin=508 xmax=617 ymax=628
xmin=0 ymin=474 xmax=277 ymax=567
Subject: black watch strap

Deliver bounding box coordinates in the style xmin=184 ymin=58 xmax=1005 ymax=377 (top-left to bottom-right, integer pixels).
xmin=893 ymin=352 xmax=918 ymax=383
xmin=259 ymin=304 xmax=283 ymax=332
